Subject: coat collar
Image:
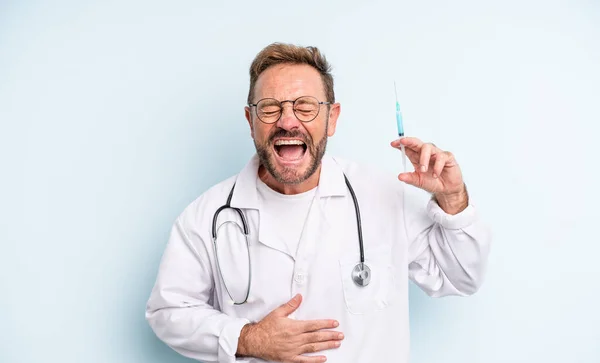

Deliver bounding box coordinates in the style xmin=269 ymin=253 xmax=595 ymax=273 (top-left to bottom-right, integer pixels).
xmin=229 ymin=153 xmax=347 ymax=210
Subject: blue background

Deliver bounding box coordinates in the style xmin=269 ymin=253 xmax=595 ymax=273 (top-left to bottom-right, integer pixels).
xmin=1 ymin=1 xmax=599 ymax=362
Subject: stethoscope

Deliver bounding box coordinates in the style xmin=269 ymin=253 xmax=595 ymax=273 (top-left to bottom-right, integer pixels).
xmin=211 ymin=174 xmax=370 ymax=305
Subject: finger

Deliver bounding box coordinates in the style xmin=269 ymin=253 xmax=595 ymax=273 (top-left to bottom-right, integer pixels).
xmin=292 ymin=355 xmax=328 ymax=363
xmin=275 ymin=294 xmax=302 ymax=317
xmin=391 ymin=137 xmax=424 ymax=152
xmin=391 ymin=136 xmax=423 ymax=148
xmin=432 ymin=152 xmax=447 ymax=179
xmin=301 ymin=319 xmax=339 ymax=333
xmin=403 ymin=147 xmax=421 ymax=169
xmin=302 ymin=331 xmax=345 ymax=344
xmin=419 ymin=144 xmax=434 ymax=173
xmin=300 ymin=340 xmax=342 ymax=354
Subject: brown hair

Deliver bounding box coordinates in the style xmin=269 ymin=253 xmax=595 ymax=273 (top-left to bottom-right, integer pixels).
xmin=247 ymin=42 xmax=335 ymax=104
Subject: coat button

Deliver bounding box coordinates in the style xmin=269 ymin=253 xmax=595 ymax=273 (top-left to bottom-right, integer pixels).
xmin=294 ymin=273 xmax=306 ymax=284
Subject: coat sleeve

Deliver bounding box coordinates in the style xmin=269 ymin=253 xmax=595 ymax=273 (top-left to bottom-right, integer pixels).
xmin=145 ymin=217 xmax=250 ymax=362
xmin=402 ymin=185 xmax=492 ymax=297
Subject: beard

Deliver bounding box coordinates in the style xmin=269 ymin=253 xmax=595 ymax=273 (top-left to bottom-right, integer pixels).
xmin=254 ymin=122 xmax=328 ymax=185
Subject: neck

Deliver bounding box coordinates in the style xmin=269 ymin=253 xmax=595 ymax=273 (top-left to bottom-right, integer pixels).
xmin=258 ymin=164 xmax=321 ymax=195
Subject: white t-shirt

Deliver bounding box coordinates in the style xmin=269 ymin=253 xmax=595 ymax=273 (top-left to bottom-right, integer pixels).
xmin=255 ymin=176 xmax=317 ymax=258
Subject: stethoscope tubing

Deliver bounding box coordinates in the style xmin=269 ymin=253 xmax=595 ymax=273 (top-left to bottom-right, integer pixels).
xmin=212 ymin=174 xmax=369 ymax=305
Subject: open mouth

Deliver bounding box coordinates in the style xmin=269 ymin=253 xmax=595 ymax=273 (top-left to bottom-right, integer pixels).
xmin=273 ymin=139 xmax=307 ymax=162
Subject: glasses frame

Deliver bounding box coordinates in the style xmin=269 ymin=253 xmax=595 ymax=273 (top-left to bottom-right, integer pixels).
xmin=248 ymin=96 xmax=331 ymax=124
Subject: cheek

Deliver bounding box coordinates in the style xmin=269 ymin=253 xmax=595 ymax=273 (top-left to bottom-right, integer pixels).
xmin=305 ymin=121 xmax=326 ymax=141
xmin=253 ymin=123 xmax=272 ymax=142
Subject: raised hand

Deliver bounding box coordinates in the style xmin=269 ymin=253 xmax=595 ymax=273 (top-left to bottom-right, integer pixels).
xmin=391 ymin=137 xmax=468 ymax=214
xmin=236 ymin=294 xmax=343 ymax=363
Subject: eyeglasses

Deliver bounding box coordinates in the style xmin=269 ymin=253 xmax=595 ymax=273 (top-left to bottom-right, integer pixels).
xmin=248 ymin=96 xmax=331 ymax=124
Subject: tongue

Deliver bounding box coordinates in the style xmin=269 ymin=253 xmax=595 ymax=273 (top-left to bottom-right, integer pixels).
xmin=278 ymin=145 xmax=305 ymax=160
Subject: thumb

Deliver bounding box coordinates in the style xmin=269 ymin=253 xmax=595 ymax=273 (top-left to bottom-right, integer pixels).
xmin=275 ymin=294 xmax=302 ymax=317
xmin=398 ymin=172 xmax=421 ymax=187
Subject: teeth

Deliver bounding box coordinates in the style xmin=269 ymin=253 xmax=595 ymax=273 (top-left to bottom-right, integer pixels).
xmin=274 ymin=139 xmax=305 ymax=146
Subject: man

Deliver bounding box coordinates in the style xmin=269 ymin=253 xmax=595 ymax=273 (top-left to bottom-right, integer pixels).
xmin=146 ymin=43 xmax=490 ymax=363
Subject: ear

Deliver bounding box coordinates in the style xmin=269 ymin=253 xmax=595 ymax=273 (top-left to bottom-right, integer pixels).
xmin=245 ymin=106 xmax=254 ymax=139
xmin=326 ymin=103 xmax=341 ymax=137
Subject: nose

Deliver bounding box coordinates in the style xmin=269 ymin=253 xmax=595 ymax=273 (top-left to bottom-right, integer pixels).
xmin=276 ymin=102 xmax=302 ymax=131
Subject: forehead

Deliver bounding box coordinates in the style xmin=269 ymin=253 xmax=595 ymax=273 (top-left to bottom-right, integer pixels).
xmin=253 ymin=64 xmax=326 ymax=101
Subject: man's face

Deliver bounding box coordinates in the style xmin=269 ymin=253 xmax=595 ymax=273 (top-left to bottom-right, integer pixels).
xmin=245 ymin=64 xmax=340 ymax=185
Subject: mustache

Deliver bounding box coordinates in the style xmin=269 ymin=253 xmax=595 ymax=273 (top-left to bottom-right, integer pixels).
xmin=268 ymin=129 xmax=311 ymax=145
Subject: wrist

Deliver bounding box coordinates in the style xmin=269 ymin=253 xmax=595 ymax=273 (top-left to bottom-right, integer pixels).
xmin=236 ymin=322 xmax=257 ymax=358
xmin=434 ymin=184 xmax=468 ymax=215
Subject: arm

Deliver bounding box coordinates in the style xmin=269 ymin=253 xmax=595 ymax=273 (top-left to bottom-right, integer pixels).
xmin=145 ymin=217 xmax=250 ymax=363
xmin=146 ymin=216 xmax=343 ymax=363
xmin=404 ymin=185 xmax=491 ymax=297
xmin=391 ymin=137 xmax=491 ymax=297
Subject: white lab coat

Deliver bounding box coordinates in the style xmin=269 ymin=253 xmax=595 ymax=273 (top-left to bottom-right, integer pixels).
xmin=145 ymin=154 xmax=491 ymax=363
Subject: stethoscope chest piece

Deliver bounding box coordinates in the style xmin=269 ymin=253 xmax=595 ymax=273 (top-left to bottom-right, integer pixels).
xmin=351 ymin=263 xmax=371 ymax=287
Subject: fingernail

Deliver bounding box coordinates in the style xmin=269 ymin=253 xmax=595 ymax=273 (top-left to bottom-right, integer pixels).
xmin=433 ymin=173 xmax=438 ymax=178
xmin=335 ymin=341 xmax=341 ymax=347
xmin=338 ymin=333 xmax=344 ymax=339
xmin=333 ymin=321 xmax=339 ymax=327
xmin=421 ymin=165 xmax=427 ymax=172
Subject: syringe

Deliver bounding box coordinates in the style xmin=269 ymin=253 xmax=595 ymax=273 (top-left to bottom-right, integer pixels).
xmin=394 ymin=81 xmax=407 ymax=173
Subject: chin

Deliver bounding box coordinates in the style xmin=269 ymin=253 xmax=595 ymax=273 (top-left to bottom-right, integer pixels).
xmin=269 ymin=155 xmax=313 ymax=185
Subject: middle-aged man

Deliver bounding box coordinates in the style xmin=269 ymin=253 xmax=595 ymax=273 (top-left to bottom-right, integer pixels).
xmin=146 ymin=42 xmax=491 ymax=363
